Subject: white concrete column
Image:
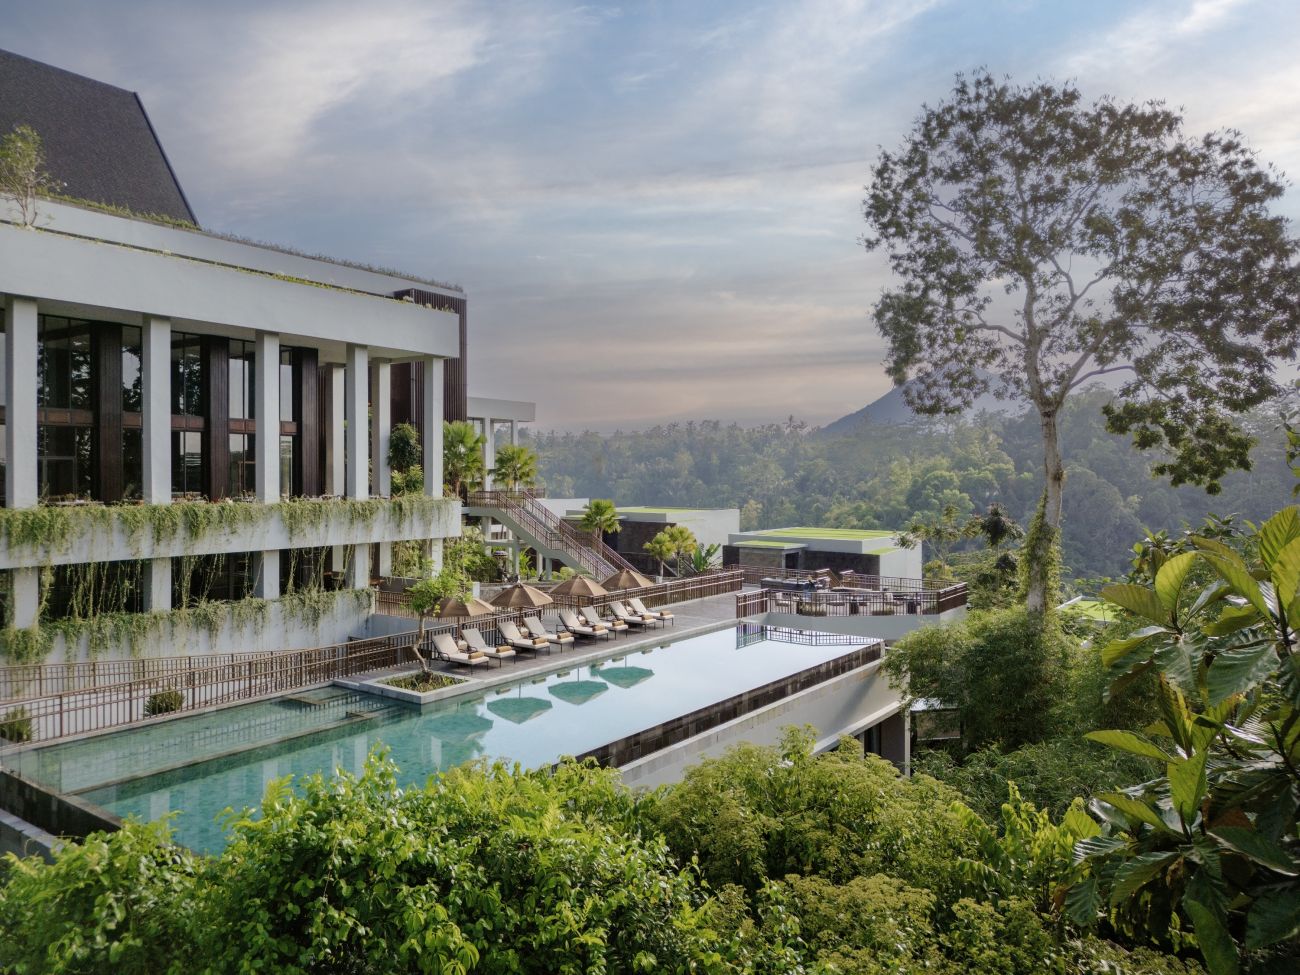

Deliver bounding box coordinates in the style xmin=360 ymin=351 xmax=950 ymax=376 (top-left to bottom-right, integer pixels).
xmin=344 ymin=344 xmax=369 ymax=500
xmin=141 ymin=316 xmax=172 ymax=504
xmin=370 ymin=360 xmax=392 ymax=577
xmin=4 ymin=296 xmax=37 ymax=510
xmin=509 ymin=420 xmax=518 ymax=446
xmin=144 ymin=558 xmax=172 ymax=613
xmin=345 ymin=345 xmax=369 ymax=588
xmin=139 ymin=316 xmax=174 ymax=611
xmin=422 ymin=356 xmax=443 ymax=498
xmin=254 ymin=331 xmax=280 ymax=503
xmin=325 ymin=365 xmax=345 ymax=496
xmin=253 ymin=332 xmax=281 ymax=600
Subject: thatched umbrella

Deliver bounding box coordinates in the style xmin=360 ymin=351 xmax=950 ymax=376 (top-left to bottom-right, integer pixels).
xmin=549 ymin=576 xmax=608 ymax=599
xmin=601 ymin=568 xmax=653 ymax=591
xmin=437 ymin=596 xmax=495 ymax=619
xmin=490 ymin=583 xmax=554 ymax=610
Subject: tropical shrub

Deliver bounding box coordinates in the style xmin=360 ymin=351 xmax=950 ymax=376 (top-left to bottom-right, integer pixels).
xmin=1069 ymin=506 xmax=1300 ymax=974
xmin=0 ymin=705 xmax=32 ymax=743
xmin=144 ymin=689 xmax=184 ymax=717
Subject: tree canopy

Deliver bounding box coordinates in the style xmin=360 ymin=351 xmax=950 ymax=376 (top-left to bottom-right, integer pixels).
xmin=863 ymin=71 xmax=1300 ymax=610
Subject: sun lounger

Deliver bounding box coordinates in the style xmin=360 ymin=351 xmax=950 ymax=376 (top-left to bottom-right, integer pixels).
xmin=433 ymin=632 xmax=489 ymax=670
xmin=582 ymin=605 xmax=627 ymax=635
xmin=559 ymin=607 xmax=611 ymax=640
xmin=525 ymin=616 xmax=574 ymax=649
xmin=630 ymin=597 xmax=673 ymax=625
xmin=499 ymin=620 xmax=550 ymax=654
xmin=462 ymin=627 xmax=517 ymax=665
xmin=609 ymin=601 xmax=653 ymax=627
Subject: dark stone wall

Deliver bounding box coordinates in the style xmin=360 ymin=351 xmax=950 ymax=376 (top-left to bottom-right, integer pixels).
xmin=797 ymin=550 xmax=882 ymax=575
xmin=0 ymin=767 xmax=121 ymax=841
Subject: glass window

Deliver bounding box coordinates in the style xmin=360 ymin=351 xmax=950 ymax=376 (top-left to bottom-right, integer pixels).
xmin=171 ymin=332 xmax=202 ymax=417
xmin=38 ymin=317 xmax=92 ymax=410
xmin=280 ymin=435 xmax=294 ymax=497
xmin=121 ymin=325 xmax=142 ymax=413
xmin=279 ymin=348 xmax=294 ymax=422
xmin=229 ymin=340 xmax=254 ymax=420
xmin=38 ymin=426 xmax=92 ymax=499
xmin=172 ymin=431 xmax=204 ymax=498
xmin=122 ymin=428 xmax=143 ymax=500
xmin=229 ymin=433 xmax=255 ymax=497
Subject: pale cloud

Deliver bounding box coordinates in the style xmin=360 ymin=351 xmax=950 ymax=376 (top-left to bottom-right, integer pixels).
xmin=1064 ymin=0 xmax=1255 ymax=72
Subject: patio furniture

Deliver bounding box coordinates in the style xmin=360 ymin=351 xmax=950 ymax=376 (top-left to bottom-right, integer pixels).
xmin=433 ymin=632 xmax=489 ymax=670
xmin=524 ymin=616 xmax=574 ymax=649
xmin=499 ymin=620 xmax=550 ymax=654
xmin=582 ymin=605 xmax=627 ymax=635
xmin=463 ymin=627 xmax=517 ymax=665
xmin=629 ymin=597 xmax=674 ymax=625
xmin=559 ymin=607 xmax=611 ymax=640
xmin=610 ymin=601 xmax=656 ymax=627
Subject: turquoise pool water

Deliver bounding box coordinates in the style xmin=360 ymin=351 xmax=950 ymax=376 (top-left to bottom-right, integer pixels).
xmin=11 ymin=627 xmax=858 ymax=853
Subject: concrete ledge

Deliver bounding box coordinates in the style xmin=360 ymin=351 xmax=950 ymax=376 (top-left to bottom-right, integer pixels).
xmin=0 ymin=806 xmax=60 ymax=861
xmin=0 ymin=766 xmax=121 ymax=842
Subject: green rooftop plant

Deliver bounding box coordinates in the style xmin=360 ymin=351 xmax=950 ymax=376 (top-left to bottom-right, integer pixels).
xmin=143 ymin=689 xmax=184 ymax=717
xmin=0 ymin=705 xmax=32 ymax=743
xmin=0 ymin=124 xmax=61 ymax=226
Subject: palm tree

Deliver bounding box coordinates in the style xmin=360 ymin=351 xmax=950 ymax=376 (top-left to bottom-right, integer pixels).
xmin=663 ymin=524 xmax=698 ymax=576
xmin=443 ymin=420 xmax=486 ymax=500
xmin=644 ymin=530 xmax=676 ymax=578
xmin=579 ymin=499 xmax=620 ymax=552
xmin=492 ymin=443 xmax=538 ymax=492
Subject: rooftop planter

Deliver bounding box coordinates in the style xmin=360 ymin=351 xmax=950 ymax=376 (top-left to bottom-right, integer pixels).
xmin=0 ymin=495 xmax=459 ymax=571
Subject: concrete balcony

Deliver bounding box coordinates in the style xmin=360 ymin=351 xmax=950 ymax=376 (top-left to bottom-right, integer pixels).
xmin=0 ymin=496 xmax=460 ymax=571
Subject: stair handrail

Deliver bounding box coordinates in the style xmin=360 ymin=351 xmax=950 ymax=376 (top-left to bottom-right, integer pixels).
xmin=467 ymin=490 xmax=616 ymax=576
xmin=512 ymin=490 xmax=637 ymax=574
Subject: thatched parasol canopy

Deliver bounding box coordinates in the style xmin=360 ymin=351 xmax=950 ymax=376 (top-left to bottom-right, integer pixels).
xmin=549 ymin=576 xmax=608 ymax=599
xmin=437 ymin=596 xmax=495 ymax=619
xmin=489 ymin=583 xmax=554 ymax=610
xmin=601 ymin=568 xmax=653 ymax=590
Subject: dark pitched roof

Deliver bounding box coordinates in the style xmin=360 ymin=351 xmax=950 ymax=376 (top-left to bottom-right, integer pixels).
xmin=0 ymin=48 xmax=196 ymax=224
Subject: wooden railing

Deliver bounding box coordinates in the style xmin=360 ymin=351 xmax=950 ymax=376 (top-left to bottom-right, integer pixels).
xmin=0 ymin=650 xmax=279 ymax=703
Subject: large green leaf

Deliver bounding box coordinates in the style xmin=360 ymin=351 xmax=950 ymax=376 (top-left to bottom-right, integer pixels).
xmin=1097 ymin=792 xmax=1173 ymax=834
xmin=1073 ymin=835 xmax=1130 ymax=864
xmin=1210 ymin=826 xmax=1300 ymax=876
xmin=1085 ymin=730 xmax=1172 ymax=762
xmin=1203 ymin=604 xmax=1264 ymax=637
xmin=1244 ymin=888 xmax=1300 ymax=949
xmin=1206 ymin=643 xmax=1278 ymax=706
xmin=1155 ymin=552 xmax=1198 ymax=615
xmin=1268 ymin=535 xmax=1300 ymax=611
xmin=1185 ymin=897 xmax=1240 ymax=975
xmin=1257 ymin=506 xmax=1300 ymax=571
xmin=1100 ymin=627 xmax=1164 ymax=668
xmin=1064 ymin=876 xmax=1101 ymax=926
xmin=1200 ymin=552 xmax=1271 ymax=618
xmin=1101 ymin=583 xmax=1170 ymax=625
xmin=1110 ymin=851 xmax=1180 ymax=903
xmin=1169 ymin=750 xmax=1209 ymax=824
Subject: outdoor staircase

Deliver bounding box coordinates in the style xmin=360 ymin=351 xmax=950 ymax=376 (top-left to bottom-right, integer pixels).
xmin=464 ymin=490 xmax=637 ymax=579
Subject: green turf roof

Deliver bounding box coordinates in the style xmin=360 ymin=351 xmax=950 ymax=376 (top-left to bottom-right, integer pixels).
xmin=865 ymin=547 xmax=903 ymax=555
xmin=752 ymin=526 xmax=897 ymax=541
xmin=733 ymin=539 xmax=807 ymax=549
xmin=617 ymin=506 xmax=715 ymax=514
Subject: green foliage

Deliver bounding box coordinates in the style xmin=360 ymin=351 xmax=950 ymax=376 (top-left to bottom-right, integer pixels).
xmin=0 ymin=705 xmax=32 ymax=743
xmin=579 ymin=498 xmax=620 ymax=540
xmin=0 ymin=818 xmax=198 ymax=974
xmin=0 ymin=123 xmax=61 ymax=225
xmin=886 ymin=607 xmax=1073 ymax=752
xmin=644 ymin=524 xmax=696 ymax=576
xmin=444 ymin=420 xmax=486 ymax=498
xmin=382 ymin=672 xmax=463 ymax=692
xmin=388 ymin=421 xmax=422 ymax=475
xmin=644 ymin=727 xmax=976 ymax=898
xmin=143 ymin=689 xmax=183 ymax=717
xmin=1072 ymin=505 xmax=1300 ymax=973
xmin=492 ymin=442 xmax=539 ymax=491
xmin=1019 ymin=490 xmax=1062 ymax=610
xmin=690 ymin=542 xmax=723 ymax=574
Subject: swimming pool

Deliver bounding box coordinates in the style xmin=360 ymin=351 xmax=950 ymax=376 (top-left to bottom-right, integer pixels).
xmin=10 ymin=626 xmax=865 ymax=853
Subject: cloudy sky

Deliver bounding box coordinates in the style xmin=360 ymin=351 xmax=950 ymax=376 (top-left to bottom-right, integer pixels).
xmin=7 ymin=0 xmax=1299 ymax=430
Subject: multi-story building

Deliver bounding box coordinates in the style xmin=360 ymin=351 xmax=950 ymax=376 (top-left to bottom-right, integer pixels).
xmin=0 ymin=49 xmax=463 ymax=662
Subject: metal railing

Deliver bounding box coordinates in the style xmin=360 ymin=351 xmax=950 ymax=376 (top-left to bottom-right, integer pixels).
xmin=0 ymin=650 xmax=278 ymax=703
xmin=548 ymin=569 xmax=743 ymax=612
xmin=735 ymin=582 xmax=967 ymax=619
xmin=465 ymin=490 xmax=636 ymax=577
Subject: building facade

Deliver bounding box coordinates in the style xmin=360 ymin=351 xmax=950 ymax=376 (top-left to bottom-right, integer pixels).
xmin=0 ymin=51 xmax=463 ymax=663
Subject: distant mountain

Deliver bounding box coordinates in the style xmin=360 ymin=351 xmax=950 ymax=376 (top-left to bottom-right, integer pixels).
xmin=819 ymin=374 xmax=1014 ymax=437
